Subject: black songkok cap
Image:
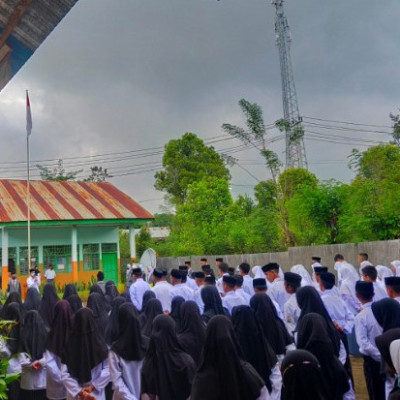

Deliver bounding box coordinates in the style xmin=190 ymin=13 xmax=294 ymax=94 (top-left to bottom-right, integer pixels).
xmin=202 ymin=264 xmax=211 ymax=271
xmin=239 ymin=263 xmax=250 ymax=274
xmin=312 ymin=256 xmax=321 ymax=263
xmin=314 ymin=266 xmax=328 ymax=274
xmin=194 ymin=271 xmax=205 ymax=279
xmin=319 ymin=272 xmax=335 ymax=286
xmin=234 ymin=274 xmax=244 ymax=286
xmin=223 ymin=275 xmax=236 ymax=286
xmin=171 ymin=269 xmax=182 ymax=280
xmin=153 ymin=268 xmax=163 ymax=278
xmin=179 ymin=265 xmax=189 ymax=271
xmin=162 ymin=269 xmax=168 ymax=277
xmin=261 ymin=262 xmax=279 ymax=273
xmin=216 ymin=257 xmax=223 ymax=262
xmin=228 ymin=267 xmax=235 ymax=275
xmin=205 ymin=275 xmax=216 ymax=284
xmin=385 ymin=277 xmax=400 ymax=286
xmin=284 ymin=272 xmax=302 ymax=288
xmin=355 ymin=281 xmax=374 ymax=297
xmin=200 ymin=258 xmax=207 ymax=262
xmin=185 ymin=261 xmax=191 ymax=265
xmin=253 ymin=278 xmax=267 ymax=290
xmin=131 ymin=267 xmax=142 ymax=275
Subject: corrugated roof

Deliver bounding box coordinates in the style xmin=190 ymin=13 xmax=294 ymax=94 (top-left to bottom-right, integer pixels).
xmin=0 ymin=179 xmax=153 ymax=223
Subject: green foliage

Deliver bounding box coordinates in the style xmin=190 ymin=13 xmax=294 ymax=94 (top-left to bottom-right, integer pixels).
xmin=390 ymin=111 xmax=400 ymax=146
xmin=278 ymin=168 xmax=318 ymax=201
xmin=151 ymin=213 xmax=173 ymax=227
xmin=84 ymin=166 xmax=112 ymax=182
xmin=154 ymin=133 xmax=230 ymax=205
xmin=136 ymin=227 xmax=153 ymax=258
xmin=37 ymin=159 xmax=83 ymax=181
xmin=119 ymin=230 xmax=130 ymax=259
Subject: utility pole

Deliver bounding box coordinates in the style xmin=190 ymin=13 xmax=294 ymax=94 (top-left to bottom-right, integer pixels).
xmin=272 ymin=0 xmax=308 ymax=169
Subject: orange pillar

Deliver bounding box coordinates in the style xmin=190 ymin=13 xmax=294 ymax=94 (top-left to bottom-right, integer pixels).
xmin=1 ymin=228 xmax=8 ymax=292
xmin=71 ymin=227 xmax=78 ymax=282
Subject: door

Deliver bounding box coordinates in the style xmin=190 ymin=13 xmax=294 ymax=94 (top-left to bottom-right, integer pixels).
xmin=102 ymin=252 xmax=118 ymax=283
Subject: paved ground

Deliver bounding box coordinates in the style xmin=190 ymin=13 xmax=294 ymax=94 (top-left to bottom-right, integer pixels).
xmin=352 ymin=357 xmax=368 ymax=400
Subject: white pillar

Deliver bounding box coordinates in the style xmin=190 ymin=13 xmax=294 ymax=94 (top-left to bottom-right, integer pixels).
xmin=129 ymin=225 xmax=136 ymax=262
xmin=71 ymin=227 xmax=78 ymax=281
xmin=1 ymin=228 xmax=8 ymax=291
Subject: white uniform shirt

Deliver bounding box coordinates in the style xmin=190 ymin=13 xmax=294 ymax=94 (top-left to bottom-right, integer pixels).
xmin=43 ymin=350 xmax=66 ymax=400
xmin=216 ymin=273 xmax=229 ymax=294
xmin=268 ymin=279 xmax=291 ymax=311
xmin=222 ymin=291 xmax=246 ymax=314
xmin=0 ymin=339 xmax=21 ymax=374
xmin=283 ymin=293 xmax=301 ymax=335
xmin=61 ymin=360 xmax=110 ymax=400
xmin=194 ymin=286 xmax=205 ymax=313
xmin=354 ymin=302 xmax=382 ymax=362
xmin=242 ymin=275 xmax=254 ymax=296
xmin=235 ymin=288 xmax=251 ymax=305
xmin=170 ymin=283 xmax=194 ymax=302
xmin=18 ymin=353 xmax=47 ymax=391
xmin=109 ymin=350 xmax=142 ymax=400
xmin=45 ymin=269 xmax=56 ymax=280
xmin=321 ymin=289 xmax=355 ymax=334
xmin=186 ymin=277 xmax=198 ymax=291
xmin=152 ymin=281 xmax=173 ymax=313
xmin=27 ymin=275 xmax=40 ymax=292
xmin=129 ymin=278 xmax=151 ymax=311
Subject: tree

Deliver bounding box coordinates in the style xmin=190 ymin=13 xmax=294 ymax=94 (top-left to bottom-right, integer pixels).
xmin=84 ymin=166 xmax=112 ymax=182
xmin=37 ymin=159 xmax=83 ymax=181
xmin=222 ymin=99 xmax=282 ymax=181
xmin=390 ymin=110 xmax=400 ymax=146
xmin=154 ymin=133 xmax=230 ymax=205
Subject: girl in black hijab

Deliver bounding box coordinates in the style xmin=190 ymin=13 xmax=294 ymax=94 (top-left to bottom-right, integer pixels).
xmin=281 ymin=350 xmax=329 ymax=400
xmin=36 ymin=300 xmax=74 ymax=400
xmin=140 ymin=298 xmax=163 ymax=338
xmin=61 ymin=308 xmax=109 ymax=399
xmin=250 ymin=293 xmax=293 ymax=359
xmin=18 ymin=310 xmax=48 ymax=400
xmin=201 ymin=285 xmax=227 ymax=323
xmin=372 ymin=298 xmax=400 ymax=332
xmin=105 ymin=296 xmax=128 ymax=346
xmin=232 ymin=305 xmax=279 ymax=396
xmin=109 ymin=303 xmax=147 ymax=400
xmin=62 ymin=284 xmax=78 ymax=300
xmin=141 ymin=314 xmax=196 ymax=400
xmin=66 ymin=294 xmax=83 ymax=314
xmin=39 ymin=283 xmax=59 ymax=329
xmin=296 ymin=313 xmax=350 ymax=400
xmin=139 ymin=290 xmax=156 ymax=325
xmin=170 ymin=296 xmax=185 ymax=331
xmin=296 ymin=285 xmax=341 ymax=356
xmin=177 ymin=301 xmax=206 ymax=365
xmin=104 ymin=280 xmax=119 ymax=304
xmin=87 ymin=292 xmax=110 ymax=340
xmin=90 ymin=284 xmax=111 ymax=312
xmin=1 ymin=291 xmax=23 ymax=318
xmin=191 ymin=315 xmax=267 ymax=400
xmin=24 ymin=287 xmax=41 ymax=311
xmin=2 ymin=302 xmax=23 ymax=400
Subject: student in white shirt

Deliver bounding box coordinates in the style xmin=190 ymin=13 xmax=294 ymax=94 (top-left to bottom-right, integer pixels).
xmin=152 ymin=268 xmax=173 ymax=313
xmin=234 ymin=275 xmax=251 ymax=305
xmin=238 ymin=262 xmax=254 ymax=296
xmin=44 ymin=264 xmax=56 ymax=284
xmin=216 ymin=262 xmax=229 ymax=295
xmin=262 ymin=263 xmax=290 ymax=311
xmin=354 ymin=281 xmax=384 ymax=400
xmin=129 ymin=267 xmax=151 ymax=311
xmin=283 ymin=272 xmax=302 ymax=336
xmin=193 ymin=271 xmax=206 ymax=313
xmin=361 ymin=266 xmax=388 ymax=301
xmin=19 ymin=310 xmax=48 ymax=400
xmin=384 ymin=276 xmax=400 ymax=303
xmin=61 ymin=308 xmax=110 ymax=400
xmin=26 ymin=268 xmax=40 ymax=292
xmin=109 ymin=303 xmax=147 ymax=400
xmin=170 ymin=269 xmax=194 ymax=301
xmin=221 ymin=275 xmax=245 ymax=315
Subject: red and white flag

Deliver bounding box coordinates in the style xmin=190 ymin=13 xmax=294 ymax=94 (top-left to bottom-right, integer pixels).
xmin=26 ymin=91 xmax=32 ymax=136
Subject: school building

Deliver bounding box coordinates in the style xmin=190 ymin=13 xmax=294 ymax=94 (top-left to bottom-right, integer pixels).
xmin=0 ymin=179 xmax=153 ymax=291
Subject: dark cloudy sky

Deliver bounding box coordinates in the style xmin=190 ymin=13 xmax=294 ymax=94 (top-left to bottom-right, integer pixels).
xmin=0 ymin=0 xmax=399 ymax=214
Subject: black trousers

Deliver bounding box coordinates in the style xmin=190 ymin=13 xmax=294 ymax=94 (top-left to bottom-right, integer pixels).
xmin=19 ymin=389 xmax=46 ymax=400
xmin=363 ymin=356 xmax=385 ymax=400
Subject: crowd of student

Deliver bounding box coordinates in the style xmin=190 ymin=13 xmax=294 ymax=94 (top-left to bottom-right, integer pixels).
xmin=1 ymin=253 xmax=400 ymax=399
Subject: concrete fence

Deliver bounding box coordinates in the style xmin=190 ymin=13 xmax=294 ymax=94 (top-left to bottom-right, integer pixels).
xmin=156 ymin=239 xmax=400 ymax=273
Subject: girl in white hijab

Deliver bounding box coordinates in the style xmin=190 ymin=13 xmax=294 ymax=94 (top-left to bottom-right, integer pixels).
xmin=338 ymin=263 xmax=361 ymax=315
xmin=376 ymin=265 xmax=394 ymax=291
xmin=391 ymin=261 xmax=400 ymax=277
xmin=290 ymin=265 xmax=313 ymax=287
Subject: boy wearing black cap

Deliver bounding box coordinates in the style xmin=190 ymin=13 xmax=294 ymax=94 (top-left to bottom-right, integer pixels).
xmin=179 ymin=265 xmax=198 ymax=291
xmin=129 ymin=266 xmax=151 ymax=311
xmin=193 ymin=271 xmax=206 ymax=313
xmin=252 ymin=278 xmax=284 ymax=320
xmin=152 ymin=268 xmax=173 ymax=313
xmin=261 ymin=262 xmax=290 ymax=310
xmin=221 ymin=275 xmax=245 ymax=314
xmin=319 ymin=272 xmax=355 ymax=335
xmin=311 ymin=256 xmax=322 ymax=270
xmin=312 ymin=266 xmax=328 ymax=290
xmin=283 ymin=272 xmax=302 ymax=335
xmin=354 ymin=281 xmax=384 ymax=400
xmin=170 ymin=269 xmax=194 ymax=301
xmin=238 ymin=262 xmax=254 ymax=296
xmin=384 ymin=276 xmax=400 ymax=303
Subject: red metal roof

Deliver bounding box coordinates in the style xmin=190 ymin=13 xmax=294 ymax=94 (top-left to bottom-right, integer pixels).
xmin=0 ymin=180 xmax=153 ymax=223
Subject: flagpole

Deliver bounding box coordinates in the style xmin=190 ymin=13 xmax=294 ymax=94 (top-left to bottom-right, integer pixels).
xmin=26 ymin=90 xmax=31 ymax=271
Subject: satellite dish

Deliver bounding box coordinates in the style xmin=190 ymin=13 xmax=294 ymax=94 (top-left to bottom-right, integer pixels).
xmin=140 ymin=248 xmax=157 ymax=281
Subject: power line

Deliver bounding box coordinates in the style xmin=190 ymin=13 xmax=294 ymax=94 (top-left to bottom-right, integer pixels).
xmin=303 ymin=115 xmax=393 ymax=130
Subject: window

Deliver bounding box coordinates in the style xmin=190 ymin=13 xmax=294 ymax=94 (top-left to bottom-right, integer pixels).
xmin=19 ymin=247 xmax=38 ymax=276
xmin=43 ymin=245 xmax=72 ymax=273
xmin=101 ymin=243 xmax=117 ymax=253
xmin=83 ymin=244 xmax=100 ymax=271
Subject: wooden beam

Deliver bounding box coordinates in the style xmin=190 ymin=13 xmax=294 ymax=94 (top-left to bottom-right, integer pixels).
xmin=0 ymin=0 xmax=33 ymax=50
